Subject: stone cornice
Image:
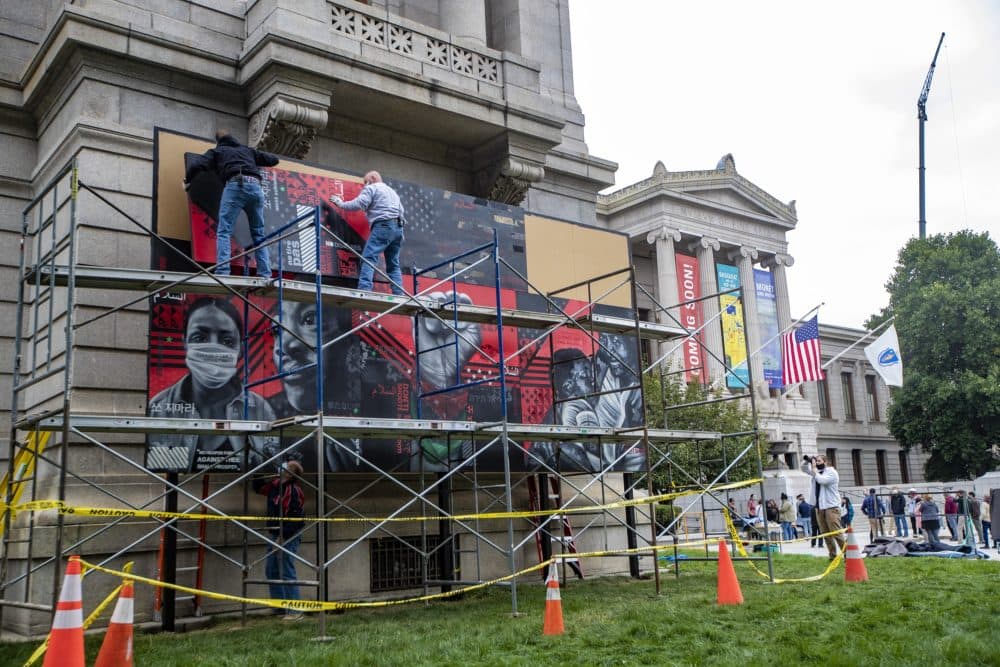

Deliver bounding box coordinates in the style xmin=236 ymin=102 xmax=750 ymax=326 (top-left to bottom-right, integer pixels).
xmin=597 ymin=164 xmax=797 ymax=225
xmin=19 ymin=6 xmax=240 ymax=110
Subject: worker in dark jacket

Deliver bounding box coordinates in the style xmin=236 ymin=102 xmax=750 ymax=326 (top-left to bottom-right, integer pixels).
xmin=184 ymin=130 xmax=279 ymax=277
xmin=252 ymin=460 xmax=306 ymax=619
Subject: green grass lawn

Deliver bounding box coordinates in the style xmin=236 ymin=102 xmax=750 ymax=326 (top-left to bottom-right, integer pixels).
xmin=3 ymin=554 xmax=998 ymax=666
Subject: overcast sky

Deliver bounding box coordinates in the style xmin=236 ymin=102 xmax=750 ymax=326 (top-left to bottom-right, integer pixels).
xmin=569 ymin=1 xmax=1000 ymax=329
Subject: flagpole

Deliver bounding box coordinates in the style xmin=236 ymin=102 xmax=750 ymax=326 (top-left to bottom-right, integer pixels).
xmin=819 ymin=316 xmax=896 ymax=371
xmin=779 ymin=315 xmax=896 ymax=398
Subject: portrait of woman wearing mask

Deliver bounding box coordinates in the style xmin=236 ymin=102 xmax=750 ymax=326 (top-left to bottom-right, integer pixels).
xmin=147 ymin=297 xmax=276 ymax=473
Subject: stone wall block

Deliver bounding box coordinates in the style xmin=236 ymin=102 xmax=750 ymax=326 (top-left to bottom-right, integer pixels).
xmin=74 ymin=348 xmax=147 ymax=390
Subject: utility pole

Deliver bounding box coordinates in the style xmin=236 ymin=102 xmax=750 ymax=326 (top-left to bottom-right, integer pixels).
xmin=917 ymin=32 xmax=945 ymax=240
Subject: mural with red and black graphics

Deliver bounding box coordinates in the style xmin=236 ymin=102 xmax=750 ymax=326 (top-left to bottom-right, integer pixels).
xmin=149 ymin=128 xmax=638 ymax=474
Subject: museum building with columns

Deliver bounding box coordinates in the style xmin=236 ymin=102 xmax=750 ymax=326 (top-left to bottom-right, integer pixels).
xmin=597 ymin=156 xmax=928 ymax=489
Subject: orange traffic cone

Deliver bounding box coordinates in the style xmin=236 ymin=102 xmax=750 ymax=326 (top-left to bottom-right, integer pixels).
xmin=542 ymin=562 xmax=564 ymax=636
xmin=716 ymin=539 xmax=744 ymax=605
xmin=95 ymin=579 xmax=134 ymax=667
xmin=43 ymin=555 xmax=85 ymax=667
xmin=844 ymin=527 xmax=869 ymax=582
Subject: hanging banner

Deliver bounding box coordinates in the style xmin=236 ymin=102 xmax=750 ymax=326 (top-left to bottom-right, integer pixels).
xmin=674 ymin=253 xmax=705 ymax=383
xmin=753 ymin=268 xmax=782 ymax=388
xmin=716 ymin=264 xmax=748 ymax=390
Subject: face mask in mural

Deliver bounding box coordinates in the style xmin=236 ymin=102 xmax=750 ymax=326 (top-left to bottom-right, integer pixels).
xmin=186 ymin=343 xmax=238 ymax=389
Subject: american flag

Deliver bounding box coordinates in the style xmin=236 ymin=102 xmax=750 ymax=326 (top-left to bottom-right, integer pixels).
xmin=781 ymin=316 xmax=825 ymax=385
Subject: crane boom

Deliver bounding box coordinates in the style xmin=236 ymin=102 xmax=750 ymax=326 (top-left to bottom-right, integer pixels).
xmin=917 ymin=32 xmax=945 ymax=239
xmin=917 ymin=32 xmax=946 ymax=120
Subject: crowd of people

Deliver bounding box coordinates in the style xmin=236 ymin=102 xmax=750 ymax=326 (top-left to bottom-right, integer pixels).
xmin=728 ymin=485 xmax=997 ymax=553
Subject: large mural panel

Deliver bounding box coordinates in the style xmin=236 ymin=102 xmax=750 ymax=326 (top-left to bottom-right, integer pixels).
xmin=148 ymin=129 xmax=640 ymax=474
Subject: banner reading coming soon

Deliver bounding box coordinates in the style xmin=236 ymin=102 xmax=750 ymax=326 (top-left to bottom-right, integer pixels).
xmin=674 ymin=253 xmax=705 ymax=384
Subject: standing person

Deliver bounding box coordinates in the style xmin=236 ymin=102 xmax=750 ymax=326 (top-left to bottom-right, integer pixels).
xmin=906 ymin=489 xmax=920 ymax=537
xmin=840 ymin=495 xmax=855 ymax=530
xmin=969 ymin=492 xmax=984 ymax=545
xmin=330 ymin=171 xmax=406 ymax=295
xmin=726 ymin=498 xmax=746 ymax=530
xmin=944 ymin=493 xmax=959 ymax=540
xmin=955 ymin=490 xmax=972 ymax=543
xmin=890 ymin=487 xmax=909 ymax=538
xmin=981 ymin=495 xmax=991 ymax=548
xmin=861 ymin=488 xmax=886 ymax=544
xmin=796 ymin=494 xmax=813 ymax=544
xmin=919 ymin=493 xmax=942 ymax=544
xmin=810 ymin=503 xmax=822 ymax=547
xmin=990 ymin=489 xmax=1000 ymax=549
xmin=779 ymin=493 xmax=796 ymax=541
xmin=253 ymin=460 xmax=306 ymax=620
xmin=184 ymin=130 xmax=278 ymax=276
xmin=801 ymin=455 xmax=847 ymax=560
xmin=914 ymin=494 xmax=924 ymax=539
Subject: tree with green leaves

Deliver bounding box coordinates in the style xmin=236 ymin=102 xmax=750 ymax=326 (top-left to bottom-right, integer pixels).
xmin=642 ymin=364 xmax=760 ymax=496
xmin=867 ymin=230 xmax=1000 ymax=480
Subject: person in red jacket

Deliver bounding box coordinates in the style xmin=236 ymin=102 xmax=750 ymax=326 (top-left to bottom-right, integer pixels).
xmin=253 ymin=460 xmax=306 ymax=619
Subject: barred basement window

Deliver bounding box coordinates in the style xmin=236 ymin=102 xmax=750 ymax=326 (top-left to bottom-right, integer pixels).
xmin=370 ymin=535 xmax=443 ymax=592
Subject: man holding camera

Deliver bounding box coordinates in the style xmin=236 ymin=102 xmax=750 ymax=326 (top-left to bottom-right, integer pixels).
xmin=801 ymin=454 xmax=847 ymax=560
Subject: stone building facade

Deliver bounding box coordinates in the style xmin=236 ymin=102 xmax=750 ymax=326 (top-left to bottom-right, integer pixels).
xmin=0 ymin=0 xmax=928 ymax=634
xmin=0 ymin=0 xmax=620 ymax=634
xmin=595 ymin=157 xmax=927 ymax=498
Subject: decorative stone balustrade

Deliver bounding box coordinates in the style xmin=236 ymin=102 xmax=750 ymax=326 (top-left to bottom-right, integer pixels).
xmin=329 ymin=2 xmax=501 ymax=85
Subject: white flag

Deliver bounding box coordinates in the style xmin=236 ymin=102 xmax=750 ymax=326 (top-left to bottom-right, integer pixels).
xmin=864 ymin=324 xmax=903 ymax=387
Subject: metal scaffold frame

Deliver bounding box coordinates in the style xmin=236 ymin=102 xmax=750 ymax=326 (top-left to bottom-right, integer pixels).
xmin=0 ymin=158 xmax=770 ymax=637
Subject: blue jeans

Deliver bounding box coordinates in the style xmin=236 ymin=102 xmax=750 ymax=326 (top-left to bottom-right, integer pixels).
xmin=265 ymin=534 xmax=301 ymax=606
xmin=358 ymin=220 xmax=404 ymax=295
xmin=946 ymin=514 xmax=958 ymax=539
xmin=798 ymin=517 xmax=812 ymax=542
xmin=893 ymin=514 xmax=908 ymax=537
xmin=781 ymin=521 xmax=795 ymax=541
xmin=216 ymin=178 xmax=270 ymax=276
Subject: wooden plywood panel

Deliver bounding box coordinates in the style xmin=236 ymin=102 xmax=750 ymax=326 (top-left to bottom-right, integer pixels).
xmin=524 ymin=214 xmax=631 ymax=308
xmin=154 ymin=129 xmax=361 ymax=240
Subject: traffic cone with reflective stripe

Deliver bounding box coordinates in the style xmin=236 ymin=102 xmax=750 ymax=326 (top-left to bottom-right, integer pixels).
xmin=95 ymin=579 xmax=134 ymax=667
xmin=542 ymin=562 xmax=564 ymax=636
xmin=42 ymin=555 xmax=84 ymax=667
xmin=716 ymin=539 xmax=744 ymax=605
xmin=844 ymin=527 xmax=869 ymax=582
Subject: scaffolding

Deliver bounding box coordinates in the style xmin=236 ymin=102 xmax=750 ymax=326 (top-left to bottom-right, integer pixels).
xmin=0 ymin=158 xmax=772 ymax=636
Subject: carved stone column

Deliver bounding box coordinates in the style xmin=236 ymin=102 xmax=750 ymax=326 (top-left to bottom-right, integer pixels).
xmin=694 ymin=236 xmax=724 ymax=382
xmin=645 ymin=226 xmax=682 ymax=368
xmin=475 ymin=157 xmax=545 ymax=205
xmin=440 ymin=0 xmax=487 ymax=48
xmin=248 ymin=95 xmax=328 ymax=159
xmin=731 ymin=245 xmax=767 ymax=397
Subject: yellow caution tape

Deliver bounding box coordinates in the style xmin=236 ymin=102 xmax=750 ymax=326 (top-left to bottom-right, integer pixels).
xmin=722 ymin=512 xmax=845 ymax=583
xmin=4 ymin=478 xmax=762 ymax=527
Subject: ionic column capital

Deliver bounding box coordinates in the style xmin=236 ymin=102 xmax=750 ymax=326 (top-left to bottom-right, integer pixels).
xmin=737 ymin=245 xmax=759 ymax=262
xmin=645 ymin=225 xmax=682 ymax=246
xmin=695 ymin=236 xmax=720 ymax=253
xmin=762 ymin=253 xmax=795 ymax=269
